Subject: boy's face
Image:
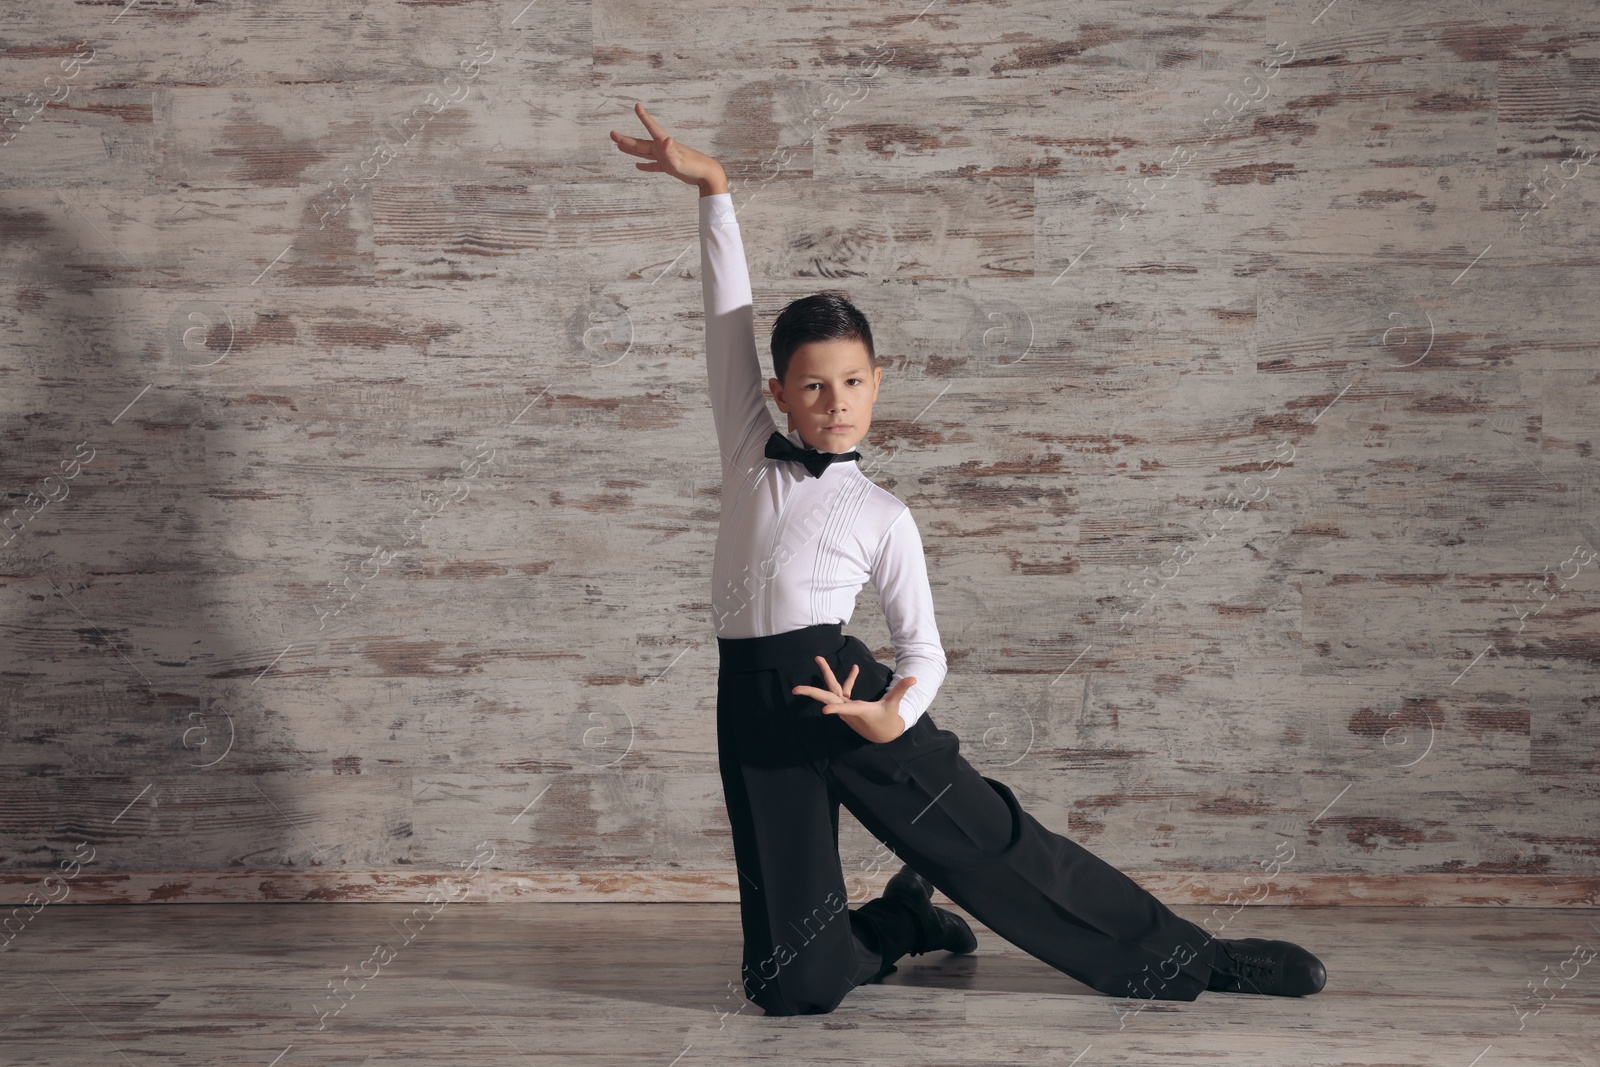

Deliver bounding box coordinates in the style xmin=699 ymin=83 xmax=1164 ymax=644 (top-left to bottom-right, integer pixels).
xmin=769 ymin=338 xmax=883 ymax=454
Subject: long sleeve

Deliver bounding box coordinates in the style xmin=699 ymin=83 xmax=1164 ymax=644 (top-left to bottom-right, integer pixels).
xmin=868 ymin=507 xmax=948 ymax=733
xmin=699 ymin=192 xmax=777 ymax=469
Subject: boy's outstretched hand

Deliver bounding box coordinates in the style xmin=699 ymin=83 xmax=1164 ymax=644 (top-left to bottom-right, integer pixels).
xmin=792 ymin=655 xmax=917 ymax=745
xmin=609 ymin=102 xmax=728 ymax=195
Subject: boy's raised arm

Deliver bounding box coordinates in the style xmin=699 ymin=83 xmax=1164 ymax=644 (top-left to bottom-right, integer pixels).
xmin=697 ymin=187 xmax=777 ymax=465
xmin=610 ymin=104 xmax=774 ymax=467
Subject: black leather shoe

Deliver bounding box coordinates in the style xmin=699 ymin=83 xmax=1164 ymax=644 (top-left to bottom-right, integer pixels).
xmin=919 ymin=905 xmax=978 ymax=955
xmin=1206 ymin=937 xmax=1326 ymax=997
xmin=883 ymin=864 xmax=933 ymax=910
xmin=883 ymin=865 xmax=977 ymax=956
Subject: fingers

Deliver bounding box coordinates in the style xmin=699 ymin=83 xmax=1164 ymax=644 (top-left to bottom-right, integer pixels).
xmin=791 ymin=684 xmax=843 ymax=705
xmin=810 ymin=657 xmax=860 ymax=695
xmin=634 ymin=101 xmax=668 ymax=140
xmin=795 ymin=656 xmax=862 ymax=703
xmin=883 ymin=676 xmax=917 ymax=704
xmin=610 ymin=131 xmax=655 ymax=158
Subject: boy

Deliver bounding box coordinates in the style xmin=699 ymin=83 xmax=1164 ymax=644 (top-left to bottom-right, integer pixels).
xmin=610 ymin=103 xmax=1326 ymax=1017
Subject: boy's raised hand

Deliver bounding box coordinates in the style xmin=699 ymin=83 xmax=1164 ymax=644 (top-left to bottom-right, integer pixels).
xmin=609 ymin=102 xmax=727 ymax=192
xmin=792 ymin=655 xmax=917 ymax=745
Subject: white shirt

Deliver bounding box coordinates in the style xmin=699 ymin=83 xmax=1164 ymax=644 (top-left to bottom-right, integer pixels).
xmin=700 ymin=191 xmax=947 ymax=732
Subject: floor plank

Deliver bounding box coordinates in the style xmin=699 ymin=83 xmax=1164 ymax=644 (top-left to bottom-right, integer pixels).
xmin=2 ymin=903 xmax=1597 ymax=1065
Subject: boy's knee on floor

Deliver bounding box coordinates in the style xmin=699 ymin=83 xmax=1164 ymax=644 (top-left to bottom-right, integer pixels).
xmin=749 ymin=983 xmax=847 ymax=1017
xmin=758 ymin=1000 xmax=838 ymax=1017
xmin=744 ymin=964 xmax=854 ymax=1018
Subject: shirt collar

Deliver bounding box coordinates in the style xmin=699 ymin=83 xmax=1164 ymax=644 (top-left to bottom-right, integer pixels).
xmin=787 ymin=428 xmax=854 ymax=456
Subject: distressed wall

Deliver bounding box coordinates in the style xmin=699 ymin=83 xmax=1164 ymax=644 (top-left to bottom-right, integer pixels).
xmin=2 ymin=0 xmax=1598 ymax=906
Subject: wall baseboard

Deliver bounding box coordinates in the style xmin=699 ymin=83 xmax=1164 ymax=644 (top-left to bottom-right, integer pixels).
xmin=3 ymin=870 xmax=1596 ymax=908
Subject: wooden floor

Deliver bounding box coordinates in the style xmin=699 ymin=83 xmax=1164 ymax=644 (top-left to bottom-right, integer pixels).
xmin=2 ymin=903 xmax=1596 ymax=1066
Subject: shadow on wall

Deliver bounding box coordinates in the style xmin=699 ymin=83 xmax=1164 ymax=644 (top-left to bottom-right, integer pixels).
xmin=0 ymin=192 xmax=279 ymax=889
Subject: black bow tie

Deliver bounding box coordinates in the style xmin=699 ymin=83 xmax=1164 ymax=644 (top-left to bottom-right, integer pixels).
xmin=765 ymin=430 xmax=861 ymax=478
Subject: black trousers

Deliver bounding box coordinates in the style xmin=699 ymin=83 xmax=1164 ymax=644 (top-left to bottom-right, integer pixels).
xmin=716 ymin=621 xmax=1219 ymax=1017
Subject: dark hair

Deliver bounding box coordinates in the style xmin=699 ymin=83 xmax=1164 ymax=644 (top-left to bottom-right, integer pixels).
xmin=770 ymin=291 xmax=876 ymax=385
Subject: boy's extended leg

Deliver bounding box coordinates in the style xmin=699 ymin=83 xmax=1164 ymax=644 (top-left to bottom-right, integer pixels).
xmin=827 ymin=710 xmax=1218 ymax=1003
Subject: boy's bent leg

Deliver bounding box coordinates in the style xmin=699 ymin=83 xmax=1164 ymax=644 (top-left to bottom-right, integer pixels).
xmin=717 ymin=671 xmax=911 ymax=1015
xmin=826 ymin=781 xmax=924 ymax=987
xmin=828 ymin=711 xmax=1217 ymax=1002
